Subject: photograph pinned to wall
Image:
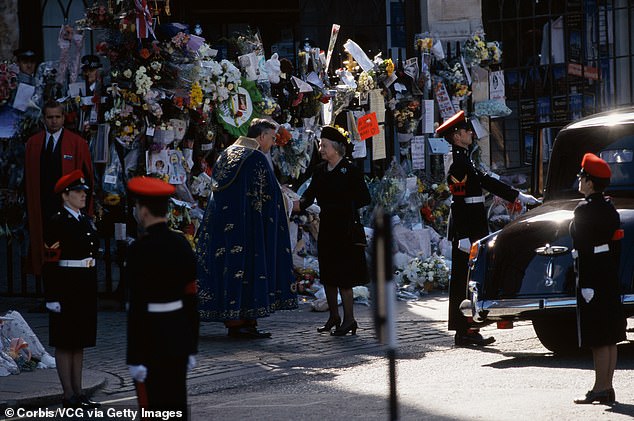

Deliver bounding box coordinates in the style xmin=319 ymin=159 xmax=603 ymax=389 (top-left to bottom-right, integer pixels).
xmin=147 ymin=149 xmax=169 ymax=176
xmin=168 ymin=150 xmax=186 ymax=185
xmin=238 ymin=93 xmax=247 ymax=111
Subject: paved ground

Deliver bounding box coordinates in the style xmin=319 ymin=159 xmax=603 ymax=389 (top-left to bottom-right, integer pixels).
xmin=0 ymin=292 xmax=454 ymax=409
xmin=3 ymin=293 xmax=634 ymax=420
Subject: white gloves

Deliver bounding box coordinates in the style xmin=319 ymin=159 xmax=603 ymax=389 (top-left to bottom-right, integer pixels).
xmin=128 ymin=364 xmax=148 ymax=382
xmin=187 ymin=355 xmax=197 ymax=371
xmin=46 ymin=302 xmax=61 ymax=313
xmin=458 ymin=238 xmax=471 ymax=254
xmin=517 ymin=192 xmax=540 ymax=205
xmin=581 ymin=288 xmax=595 ymax=303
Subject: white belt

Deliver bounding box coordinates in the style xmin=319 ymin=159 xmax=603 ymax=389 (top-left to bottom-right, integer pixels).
xmin=464 ymin=196 xmax=485 ymax=204
xmin=594 ymin=244 xmax=609 ymax=254
xmin=147 ymin=300 xmax=183 ymax=313
xmin=58 ymin=258 xmax=96 ymax=268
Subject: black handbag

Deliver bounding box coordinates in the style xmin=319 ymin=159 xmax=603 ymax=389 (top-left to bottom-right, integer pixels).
xmin=350 ymin=209 xmax=367 ymax=247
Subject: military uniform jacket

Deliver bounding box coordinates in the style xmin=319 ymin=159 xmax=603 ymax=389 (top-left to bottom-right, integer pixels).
xmin=570 ymin=193 xmax=626 ymax=347
xmin=43 ymin=207 xmax=99 ymax=348
xmin=447 ymin=146 xmax=518 ymax=242
xmin=126 ymin=222 xmax=199 ymax=365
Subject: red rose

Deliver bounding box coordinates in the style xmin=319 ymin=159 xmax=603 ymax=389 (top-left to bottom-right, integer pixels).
xmin=139 ymin=48 xmax=151 ymax=59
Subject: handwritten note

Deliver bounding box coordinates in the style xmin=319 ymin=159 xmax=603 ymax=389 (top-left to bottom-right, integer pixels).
xmin=357 ymin=112 xmax=380 ymax=140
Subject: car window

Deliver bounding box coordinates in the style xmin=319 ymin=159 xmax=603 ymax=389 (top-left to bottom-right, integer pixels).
xmin=544 ymin=124 xmax=634 ymax=200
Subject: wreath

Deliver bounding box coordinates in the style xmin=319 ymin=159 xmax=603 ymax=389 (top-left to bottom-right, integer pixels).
xmin=215 ymin=79 xmax=262 ymax=137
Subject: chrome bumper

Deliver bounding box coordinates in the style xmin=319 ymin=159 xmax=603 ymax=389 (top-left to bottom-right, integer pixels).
xmin=461 ymin=283 xmax=634 ymax=323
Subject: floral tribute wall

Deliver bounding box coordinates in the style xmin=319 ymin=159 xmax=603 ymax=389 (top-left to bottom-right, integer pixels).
xmin=0 ymin=1 xmax=513 ymax=296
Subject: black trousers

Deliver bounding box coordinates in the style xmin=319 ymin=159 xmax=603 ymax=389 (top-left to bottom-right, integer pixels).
xmin=448 ymin=241 xmax=469 ymax=333
xmin=144 ymin=355 xmax=188 ymax=419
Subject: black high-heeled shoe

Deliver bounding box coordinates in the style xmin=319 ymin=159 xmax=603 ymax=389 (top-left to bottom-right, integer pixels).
xmin=317 ymin=316 xmax=341 ymax=333
xmin=573 ymin=389 xmax=612 ymax=404
xmin=331 ymin=320 xmax=358 ymax=336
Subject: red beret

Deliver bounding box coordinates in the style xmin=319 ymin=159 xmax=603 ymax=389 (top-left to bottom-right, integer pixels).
xmin=436 ymin=110 xmax=470 ymax=137
xmin=581 ymin=153 xmax=611 ymax=179
xmin=54 ymin=170 xmax=89 ymax=194
xmin=127 ymin=176 xmax=175 ymax=197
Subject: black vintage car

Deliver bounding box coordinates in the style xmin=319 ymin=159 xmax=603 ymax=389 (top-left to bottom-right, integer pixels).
xmin=461 ymin=107 xmax=634 ymax=354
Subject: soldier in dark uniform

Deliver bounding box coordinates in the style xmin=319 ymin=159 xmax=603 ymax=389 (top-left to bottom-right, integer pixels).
xmin=437 ymin=111 xmax=539 ymax=346
xmin=125 ymin=177 xmax=199 ymax=419
xmin=571 ymin=153 xmax=626 ymax=405
xmin=43 ymin=170 xmax=100 ymax=408
xmin=13 ymin=48 xmax=38 ymax=86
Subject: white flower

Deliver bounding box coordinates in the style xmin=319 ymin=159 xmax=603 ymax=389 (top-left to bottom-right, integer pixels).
xmin=123 ymin=69 xmax=132 ymax=78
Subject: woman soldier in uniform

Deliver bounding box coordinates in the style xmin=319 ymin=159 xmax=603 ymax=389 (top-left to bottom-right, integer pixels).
xmin=43 ymin=170 xmax=100 ymax=408
xmin=571 ymin=153 xmax=626 ymax=405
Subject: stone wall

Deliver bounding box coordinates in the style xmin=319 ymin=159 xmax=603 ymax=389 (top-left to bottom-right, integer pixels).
xmin=426 ymin=0 xmax=483 ymax=41
xmin=0 ymin=0 xmax=19 ymax=61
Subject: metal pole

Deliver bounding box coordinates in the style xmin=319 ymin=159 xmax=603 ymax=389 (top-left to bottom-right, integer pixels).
xmin=372 ymin=208 xmax=398 ymax=420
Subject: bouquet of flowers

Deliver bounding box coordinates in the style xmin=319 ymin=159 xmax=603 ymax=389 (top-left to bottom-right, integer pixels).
xmin=393 ymin=100 xmax=421 ymax=134
xmin=463 ymin=34 xmax=489 ymax=67
xmin=437 ymin=62 xmax=470 ymax=100
xmin=271 ymin=127 xmax=315 ymax=179
xmin=418 ymin=179 xmax=450 ymax=236
xmin=0 ymin=63 xmax=17 ymax=107
xmin=356 ymin=70 xmax=376 ymax=93
xmin=197 ymin=59 xmax=242 ymax=107
xmin=487 ymin=41 xmax=503 ymax=65
xmin=374 ymin=55 xmax=395 ymax=79
xmin=415 ymin=35 xmax=434 ymax=52
xmin=76 ymin=3 xmax=115 ymax=30
xmin=394 ymin=252 xmax=450 ymax=292
xmin=104 ymin=99 xmax=141 ymax=148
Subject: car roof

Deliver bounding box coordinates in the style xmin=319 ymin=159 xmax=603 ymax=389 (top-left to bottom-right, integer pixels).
xmin=563 ymin=107 xmax=634 ymax=131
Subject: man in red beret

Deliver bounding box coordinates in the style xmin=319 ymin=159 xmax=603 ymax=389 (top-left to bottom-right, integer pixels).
xmin=437 ymin=110 xmax=539 ymax=347
xmin=124 ymin=177 xmax=198 ymax=418
xmin=25 ymin=100 xmax=94 ymax=278
xmin=571 ymin=153 xmax=625 ymax=404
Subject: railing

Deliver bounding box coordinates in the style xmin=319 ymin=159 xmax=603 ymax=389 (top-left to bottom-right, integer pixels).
xmin=0 ymin=235 xmax=122 ymax=297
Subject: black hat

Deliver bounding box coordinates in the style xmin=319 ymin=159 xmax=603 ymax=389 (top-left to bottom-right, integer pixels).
xmin=320 ymin=125 xmax=348 ymax=145
xmin=14 ymin=48 xmax=37 ymax=60
xmin=81 ymin=55 xmax=102 ymax=70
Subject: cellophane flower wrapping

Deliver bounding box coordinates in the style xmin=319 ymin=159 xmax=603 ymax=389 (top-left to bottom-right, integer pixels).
xmin=394 ymin=252 xmax=450 ymax=293
xmin=271 ymin=127 xmax=315 ymax=179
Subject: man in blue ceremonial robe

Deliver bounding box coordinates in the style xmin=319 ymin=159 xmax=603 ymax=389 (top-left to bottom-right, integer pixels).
xmin=195 ymin=122 xmax=297 ymax=338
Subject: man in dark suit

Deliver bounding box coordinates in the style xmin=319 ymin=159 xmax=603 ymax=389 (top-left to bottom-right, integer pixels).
xmin=125 ymin=177 xmax=199 ymax=419
xmin=25 ymin=100 xmax=93 ymax=277
xmin=438 ymin=110 xmax=539 ymax=347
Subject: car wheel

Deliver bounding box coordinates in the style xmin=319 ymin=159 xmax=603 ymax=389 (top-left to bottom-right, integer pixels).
xmin=532 ymin=316 xmax=583 ymax=355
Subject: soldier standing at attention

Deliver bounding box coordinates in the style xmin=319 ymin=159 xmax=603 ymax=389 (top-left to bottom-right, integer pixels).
xmin=125 ymin=177 xmax=199 ymax=419
xmin=437 ymin=110 xmax=539 ymax=347
xmin=44 ymin=170 xmax=100 ymax=408
xmin=572 ymin=153 xmax=626 ymax=405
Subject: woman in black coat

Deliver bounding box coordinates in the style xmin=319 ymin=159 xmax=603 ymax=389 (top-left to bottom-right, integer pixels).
xmin=43 ymin=170 xmax=100 ymax=408
xmin=571 ymin=153 xmax=626 ymax=405
xmin=295 ymin=126 xmax=371 ymax=336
